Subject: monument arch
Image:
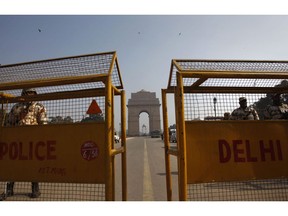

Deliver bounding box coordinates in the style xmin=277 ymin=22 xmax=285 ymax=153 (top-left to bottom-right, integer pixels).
xmin=127 ymin=90 xmax=161 ymax=136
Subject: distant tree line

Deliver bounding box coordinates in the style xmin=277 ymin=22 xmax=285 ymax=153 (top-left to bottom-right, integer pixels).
xmin=48 ymin=116 xmax=73 ymax=124
xmin=48 ymin=113 xmax=105 ymax=124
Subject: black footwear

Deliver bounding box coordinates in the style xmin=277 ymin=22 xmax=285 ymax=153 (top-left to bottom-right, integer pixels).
xmin=30 ymin=191 xmax=41 ymax=198
xmin=0 ymin=193 xmax=7 ymax=201
xmin=6 ymin=190 xmax=14 ymax=197
xmin=6 ymin=182 xmax=14 ymax=197
xmin=31 ymin=182 xmax=41 ymax=198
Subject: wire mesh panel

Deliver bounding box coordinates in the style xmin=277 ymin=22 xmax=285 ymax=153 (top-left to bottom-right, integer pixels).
xmin=183 ymin=93 xmax=268 ymax=120
xmin=2 ymin=96 xmax=105 ymax=125
xmin=187 ymin=178 xmax=288 ymax=201
xmin=0 ymin=182 xmax=105 ymax=201
xmin=0 ymin=52 xmax=122 ymax=88
xmin=169 ymin=60 xmax=288 ymax=88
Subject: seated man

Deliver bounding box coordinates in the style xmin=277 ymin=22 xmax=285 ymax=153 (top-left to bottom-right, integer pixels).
xmin=230 ymin=97 xmax=259 ymax=120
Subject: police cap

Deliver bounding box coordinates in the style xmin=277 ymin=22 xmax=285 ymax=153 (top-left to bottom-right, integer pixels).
xmin=239 ymin=97 xmax=247 ymax=102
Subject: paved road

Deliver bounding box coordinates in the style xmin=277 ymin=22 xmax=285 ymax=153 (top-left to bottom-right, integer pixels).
xmin=115 ymin=136 xmax=179 ymax=201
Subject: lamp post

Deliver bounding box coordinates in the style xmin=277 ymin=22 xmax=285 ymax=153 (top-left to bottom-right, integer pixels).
xmin=213 ymin=97 xmax=217 ymax=117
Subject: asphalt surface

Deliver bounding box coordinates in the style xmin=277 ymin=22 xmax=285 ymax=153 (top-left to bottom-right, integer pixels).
xmin=115 ymin=136 xmax=179 ymax=201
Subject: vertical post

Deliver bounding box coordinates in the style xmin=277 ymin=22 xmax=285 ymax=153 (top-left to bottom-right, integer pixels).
xmin=1 ymin=101 xmax=4 ymax=126
xmin=121 ymin=90 xmax=127 ymax=201
xmin=175 ymin=72 xmax=187 ymax=201
xmin=111 ymin=87 xmax=115 ymax=200
xmin=161 ymin=89 xmax=172 ymax=201
xmin=213 ymin=97 xmax=217 ymax=118
xmin=105 ymin=75 xmax=113 ymax=201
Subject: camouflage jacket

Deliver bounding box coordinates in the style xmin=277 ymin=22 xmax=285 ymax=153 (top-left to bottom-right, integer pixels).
xmin=264 ymin=104 xmax=288 ymax=120
xmin=230 ymin=106 xmax=259 ymax=120
xmin=8 ymin=102 xmax=47 ymax=126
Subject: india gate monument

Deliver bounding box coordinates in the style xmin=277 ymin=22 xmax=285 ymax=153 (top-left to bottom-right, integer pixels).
xmin=127 ymin=90 xmax=161 ymax=136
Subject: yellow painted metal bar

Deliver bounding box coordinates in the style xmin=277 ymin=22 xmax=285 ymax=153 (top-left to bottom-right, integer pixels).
xmin=173 ymin=59 xmax=288 ymax=64
xmin=110 ymin=147 xmax=125 ymax=156
xmin=183 ymin=86 xmax=288 ymax=94
xmin=164 ymin=87 xmax=176 ymax=94
xmin=191 ymin=78 xmax=208 ymax=88
xmin=0 ymin=74 xmax=108 ymax=91
xmin=0 ymin=92 xmax=16 ymax=99
xmin=167 ymin=149 xmax=179 ymax=157
xmin=111 ymin=87 xmax=116 ymax=201
xmin=180 ymin=71 xmax=288 ymax=79
xmin=161 ymin=89 xmax=173 ymax=201
xmin=175 ymin=72 xmax=187 ymax=201
xmin=108 ymin=54 xmax=118 ymax=200
xmin=112 ymin=85 xmax=122 ymax=95
xmin=114 ymin=56 xmax=124 ymax=90
xmin=4 ymin=88 xmax=106 ymax=103
xmin=167 ymin=60 xmax=181 ymax=89
xmin=1 ymin=102 xmax=4 ymax=127
xmin=173 ymin=59 xmax=182 ymax=71
xmin=121 ymin=90 xmax=127 ymax=201
xmin=105 ymin=75 xmax=113 ymax=201
xmin=0 ymin=93 xmax=16 ymax=106
xmin=108 ymin=52 xmax=117 ymax=76
xmin=167 ymin=86 xmax=288 ymax=94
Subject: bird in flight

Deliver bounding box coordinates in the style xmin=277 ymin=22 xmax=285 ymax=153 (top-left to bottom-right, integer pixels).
xmin=38 ymin=29 xmax=42 ymax=32
xmin=179 ymin=32 xmax=182 ymax=36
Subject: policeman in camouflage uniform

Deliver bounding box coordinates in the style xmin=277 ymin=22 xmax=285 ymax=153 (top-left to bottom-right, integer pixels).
xmin=264 ymin=93 xmax=288 ymax=119
xmin=230 ymin=97 xmax=259 ymax=120
xmin=6 ymin=88 xmax=47 ymax=198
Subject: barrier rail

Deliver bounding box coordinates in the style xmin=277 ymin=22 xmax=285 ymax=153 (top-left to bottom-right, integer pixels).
xmin=0 ymin=51 xmax=126 ymax=201
xmin=162 ymin=59 xmax=288 ymax=201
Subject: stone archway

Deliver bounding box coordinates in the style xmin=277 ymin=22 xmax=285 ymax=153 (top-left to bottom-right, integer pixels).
xmin=127 ymin=90 xmax=161 ymax=136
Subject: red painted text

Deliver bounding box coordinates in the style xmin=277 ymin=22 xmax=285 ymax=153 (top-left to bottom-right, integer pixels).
xmin=218 ymin=139 xmax=283 ymax=163
xmin=0 ymin=140 xmax=57 ymax=161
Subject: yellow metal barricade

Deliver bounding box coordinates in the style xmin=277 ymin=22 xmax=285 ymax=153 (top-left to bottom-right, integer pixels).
xmin=162 ymin=59 xmax=288 ymax=201
xmin=0 ymin=51 xmax=126 ymax=201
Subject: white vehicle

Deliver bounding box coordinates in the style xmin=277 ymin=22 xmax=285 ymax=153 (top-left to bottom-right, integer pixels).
xmin=170 ymin=132 xmax=177 ymax=143
xmin=169 ymin=128 xmax=177 ymax=143
xmin=114 ymin=133 xmax=120 ymax=143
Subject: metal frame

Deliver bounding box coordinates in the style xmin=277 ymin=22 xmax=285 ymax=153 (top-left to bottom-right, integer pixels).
xmin=0 ymin=52 xmax=127 ymax=201
xmin=162 ymin=59 xmax=288 ymax=201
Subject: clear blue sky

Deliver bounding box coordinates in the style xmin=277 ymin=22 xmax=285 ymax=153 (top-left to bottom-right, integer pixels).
xmin=2 ymin=15 xmax=288 ymax=129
